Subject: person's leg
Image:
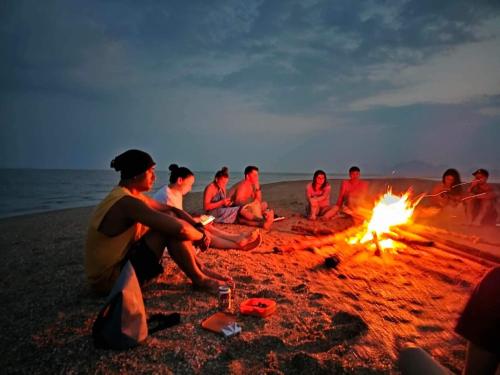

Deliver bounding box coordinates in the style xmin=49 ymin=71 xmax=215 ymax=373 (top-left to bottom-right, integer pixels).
xmin=463 ymin=341 xmax=499 ymax=375
xmin=308 ymin=201 xmax=319 ymax=220
xmin=472 ymin=200 xmax=494 ymax=226
xmin=262 ymin=209 xmax=274 ymax=230
xmin=398 ymin=346 xmax=450 ymax=375
xmin=465 ymin=199 xmax=477 ymax=225
xmin=209 ymin=233 xmax=239 ymax=249
xmin=320 ymin=205 xmax=339 ymax=220
xmin=143 ymin=231 xmax=224 ymax=293
xmin=237 ymin=217 xmax=263 ymax=227
xmin=207 ymin=225 xmax=246 ymax=242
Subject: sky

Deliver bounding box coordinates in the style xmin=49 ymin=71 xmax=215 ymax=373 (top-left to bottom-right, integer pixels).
xmin=1 ymin=0 xmax=499 ymax=175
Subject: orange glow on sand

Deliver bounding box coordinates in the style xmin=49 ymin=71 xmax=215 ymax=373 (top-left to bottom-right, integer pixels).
xmin=348 ymin=188 xmax=419 ymax=252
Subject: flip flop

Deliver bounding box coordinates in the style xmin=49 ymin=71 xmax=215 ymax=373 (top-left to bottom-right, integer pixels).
xmin=241 ymin=232 xmax=262 ymax=251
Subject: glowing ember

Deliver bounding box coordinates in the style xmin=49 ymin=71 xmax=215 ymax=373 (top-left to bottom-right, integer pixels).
xmin=348 ymin=188 xmax=418 ymax=252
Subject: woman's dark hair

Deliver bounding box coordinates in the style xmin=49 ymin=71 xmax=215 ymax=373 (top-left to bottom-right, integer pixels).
xmin=442 ymin=168 xmax=462 ymax=195
xmin=214 ymin=166 xmax=229 ymax=182
xmin=312 ymin=170 xmax=328 ymax=189
xmin=169 ymin=164 xmax=194 ymax=184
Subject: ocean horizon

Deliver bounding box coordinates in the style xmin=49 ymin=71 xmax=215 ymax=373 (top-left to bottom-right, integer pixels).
xmin=0 ymin=168 xmax=460 ymax=219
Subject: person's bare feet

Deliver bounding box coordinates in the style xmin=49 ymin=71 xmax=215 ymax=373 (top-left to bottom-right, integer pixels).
xmin=263 ymin=210 xmax=274 ymax=230
xmin=237 ymin=229 xmax=261 ymax=248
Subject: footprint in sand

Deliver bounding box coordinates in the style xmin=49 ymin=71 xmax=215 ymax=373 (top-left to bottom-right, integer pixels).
xmin=234 ymin=275 xmax=255 ymax=283
xmin=253 ymin=289 xmax=290 ymax=303
xmin=383 ymin=315 xmax=412 ymax=324
xmin=341 ymin=291 xmax=359 ymax=301
xmin=292 ymin=283 xmax=309 ymax=293
xmin=329 ymin=311 xmax=369 ymax=340
xmin=284 ymin=352 xmax=325 ymax=374
xmin=309 ymin=292 xmax=326 ymax=300
xmin=417 ymin=324 xmax=444 ymax=333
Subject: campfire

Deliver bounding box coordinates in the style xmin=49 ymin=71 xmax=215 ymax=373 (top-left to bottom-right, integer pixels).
xmin=347 ymin=188 xmax=419 ymax=254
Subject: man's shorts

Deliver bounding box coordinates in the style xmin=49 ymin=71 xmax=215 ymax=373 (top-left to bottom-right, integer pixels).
xmin=240 ymin=200 xmax=263 ymax=219
xmin=123 ymin=237 xmax=164 ymax=285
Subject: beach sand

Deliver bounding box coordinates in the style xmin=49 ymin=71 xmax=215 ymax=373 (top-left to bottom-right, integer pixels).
xmin=1 ymin=179 xmax=499 ymax=374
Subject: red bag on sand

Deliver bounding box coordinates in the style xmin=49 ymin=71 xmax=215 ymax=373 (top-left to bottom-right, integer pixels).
xmin=239 ymin=298 xmax=276 ymax=318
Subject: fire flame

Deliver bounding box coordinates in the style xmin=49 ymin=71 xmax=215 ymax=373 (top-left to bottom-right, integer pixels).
xmin=348 ymin=188 xmax=418 ymax=252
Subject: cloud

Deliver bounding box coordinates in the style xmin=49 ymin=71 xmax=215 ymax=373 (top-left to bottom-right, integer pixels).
xmin=349 ymin=35 xmax=500 ymax=110
xmin=1 ymin=0 xmax=500 ymax=171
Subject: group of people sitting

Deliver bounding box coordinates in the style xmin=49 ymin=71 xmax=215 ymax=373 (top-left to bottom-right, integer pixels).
xmin=85 ymin=149 xmax=283 ymax=296
xmin=305 ymin=166 xmax=498 ymax=227
xmin=427 ymin=168 xmax=497 ymax=226
xmin=84 ymin=149 xmax=498 ymax=373
xmin=305 ymin=166 xmax=369 ymax=223
xmin=85 ymin=149 xmax=498 ymax=296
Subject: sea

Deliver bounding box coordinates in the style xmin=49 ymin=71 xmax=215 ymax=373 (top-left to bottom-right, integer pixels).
xmin=0 ymin=169 xmax=317 ymax=219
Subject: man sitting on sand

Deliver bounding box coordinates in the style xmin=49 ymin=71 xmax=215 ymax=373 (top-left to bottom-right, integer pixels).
xmin=465 ymin=169 xmax=497 ymax=226
xmin=330 ymin=166 xmax=369 ymax=221
xmin=230 ymin=165 xmax=274 ymax=230
xmin=85 ymin=149 xmax=232 ymax=295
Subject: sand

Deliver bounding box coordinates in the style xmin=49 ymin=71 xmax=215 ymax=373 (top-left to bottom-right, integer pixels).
xmin=1 ymin=179 xmax=499 ymax=374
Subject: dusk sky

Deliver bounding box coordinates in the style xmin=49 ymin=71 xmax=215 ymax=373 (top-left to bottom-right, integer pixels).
xmin=1 ymin=0 xmax=499 ymax=174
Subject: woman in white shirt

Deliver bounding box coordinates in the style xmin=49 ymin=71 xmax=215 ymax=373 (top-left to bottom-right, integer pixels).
xmin=154 ymin=164 xmax=261 ymax=250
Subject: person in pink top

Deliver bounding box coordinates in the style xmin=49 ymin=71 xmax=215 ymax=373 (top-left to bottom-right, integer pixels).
xmin=305 ymin=170 xmax=337 ymax=220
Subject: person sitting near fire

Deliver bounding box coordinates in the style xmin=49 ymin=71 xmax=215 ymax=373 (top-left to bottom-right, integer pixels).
xmin=305 ymin=170 xmax=337 ymax=220
xmin=464 ymin=169 xmax=497 ymax=226
xmin=203 ymin=166 xmax=239 ymax=224
xmin=429 ymin=168 xmax=464 ymax=209
xmin=330 ymin=166 xmax=369 ymax=221
xmin=229 ymin=165 xmax=275 ymax=230
xmin=85 ymin=149 xmax=232 ymax=295
xmin=153 ymin=164 xmax=261 ymax=250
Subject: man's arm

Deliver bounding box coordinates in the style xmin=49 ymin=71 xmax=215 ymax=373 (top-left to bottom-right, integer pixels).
xmin=336 ymin=181 xmax=347 ymax=207
xmin=121 ymin=197 xmax=203 ymax=241
xmin=254 ymin=184 xmax=262 ymax=202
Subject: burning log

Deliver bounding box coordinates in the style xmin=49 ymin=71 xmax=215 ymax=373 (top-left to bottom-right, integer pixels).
xmin=291 ymin=225 xmax=334 ymax=236
xmin=394 ymin=227 xmax=500 ymax=266
xmin=371 ymin=231 xmax=382 ymax=256
xmin=274 ymin=235 xmax=337 ymax=253
xmin=379 ymin=232 xmax=434 ymax=247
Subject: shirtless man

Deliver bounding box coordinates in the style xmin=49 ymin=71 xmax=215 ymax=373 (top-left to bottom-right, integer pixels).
xmin=331 ymin=166 xmax=369 ymax=221
xmin=465 ymin=169 xmax=497 ymax=226
xmin=230 ymin=165 xmax=274 ymax=230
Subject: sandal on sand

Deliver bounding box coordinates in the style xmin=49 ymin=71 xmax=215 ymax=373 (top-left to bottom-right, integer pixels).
xmin=241 ymin=232 xmax=262 ymax=251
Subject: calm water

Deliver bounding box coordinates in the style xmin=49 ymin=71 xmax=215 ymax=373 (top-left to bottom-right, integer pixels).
xmin=0 ymin=169 xmax=318 ymax=219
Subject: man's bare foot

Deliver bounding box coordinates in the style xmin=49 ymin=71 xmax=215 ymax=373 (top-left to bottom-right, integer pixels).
xmin=263 ymin=211 xmax=274 ymax=230
xmin=237 ymin=229 xmax=261 ymax=248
